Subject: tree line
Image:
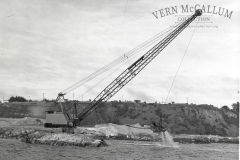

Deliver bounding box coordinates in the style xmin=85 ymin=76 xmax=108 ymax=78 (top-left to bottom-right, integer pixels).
xmin=6 ymin=96 xmax=240 ymax=113
xmin=8 ymin=96 xmax=28 ymax=102
xmin=7 ymin=96 xmax=55 ymax=102
xmin=222 ymin=102 xmax=239 ymax=114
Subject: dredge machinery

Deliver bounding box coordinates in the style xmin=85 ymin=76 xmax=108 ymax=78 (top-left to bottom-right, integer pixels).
xmin=44 ymin=9 xmax=202 ymax=133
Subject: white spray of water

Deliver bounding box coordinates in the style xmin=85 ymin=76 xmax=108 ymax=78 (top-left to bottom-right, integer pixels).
xmin=161 ymin=131 xmax=178 ymax=147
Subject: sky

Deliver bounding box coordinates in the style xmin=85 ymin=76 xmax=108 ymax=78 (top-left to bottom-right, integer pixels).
xmin=0 ymin=0 xmax=239 ymax=108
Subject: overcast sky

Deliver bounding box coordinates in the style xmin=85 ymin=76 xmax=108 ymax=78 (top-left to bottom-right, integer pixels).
xmin=0 ymin=0 xmax=239 ymax=107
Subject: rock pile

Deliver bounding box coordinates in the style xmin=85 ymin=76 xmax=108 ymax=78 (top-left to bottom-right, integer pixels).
xmin=0 ymin=127 xmax=107 ymax=147
xmin=173 ymin=134 xmax=239 ymax=144
xmin=78 ymin=123 xmax=160 ymax=141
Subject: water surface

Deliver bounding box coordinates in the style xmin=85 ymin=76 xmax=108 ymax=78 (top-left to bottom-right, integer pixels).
xmin=0 ymin=139 xmax=238 ymax=160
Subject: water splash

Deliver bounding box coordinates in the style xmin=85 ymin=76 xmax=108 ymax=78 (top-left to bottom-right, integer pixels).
xmin=161 ymin=131 xmax=178 ymax=147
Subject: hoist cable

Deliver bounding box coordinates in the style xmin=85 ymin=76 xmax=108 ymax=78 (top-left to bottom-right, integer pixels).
xmin=65 ymin=29 xmax=170 ymax=95
xmin=61 ymin=21 xmax=184 ymax=95
xmin=63 ymin=22 xmax=183 ymax=94
xmin=76 ymin=45 xmax=142 ymax=100
xmin=165 ymin=22 xmax=199 ymax=103
xmin=62 ymin=26 xmax=174 ymax=94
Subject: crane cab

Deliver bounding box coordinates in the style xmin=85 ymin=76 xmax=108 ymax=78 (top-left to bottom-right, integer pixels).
xmin=44 ymin=111 xmax=69 ymax=128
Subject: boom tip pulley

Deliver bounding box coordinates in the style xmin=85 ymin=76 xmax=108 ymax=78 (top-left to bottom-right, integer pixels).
xmin=195 ymin=9 xmax=202 ymax=16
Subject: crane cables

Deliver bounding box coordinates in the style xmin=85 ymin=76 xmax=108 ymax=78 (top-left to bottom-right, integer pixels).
xmin=61 ymin=21 xmax=184 ymax=95
xmin=165 ymin=21 xmax=199 ymax=104
xmin=75 ymin=41 xmax=145 ymax=100
xmin=76 ymin=18 xmax=192 ymax=101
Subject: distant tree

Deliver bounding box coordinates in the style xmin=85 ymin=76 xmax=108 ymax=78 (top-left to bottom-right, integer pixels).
xmin=44 ymin=99 xmax=50 ymax=102
xmin=134 ymin=100 xmax=141 ymax=103
xmin=221 ymin=105 xmax=230 ymax=110
xmin=9 ymin=96 xmax=27 ymax=102
xmin=232 ymin=102 xmax=239 ymax=113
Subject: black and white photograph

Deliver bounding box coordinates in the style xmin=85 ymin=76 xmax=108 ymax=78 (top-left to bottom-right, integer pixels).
xmin=0 ymin=0 xmax=239 ymax=159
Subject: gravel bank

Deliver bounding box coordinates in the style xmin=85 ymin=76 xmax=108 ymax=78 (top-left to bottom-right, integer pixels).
xmin=0 ymin=127 xmax=107 ymax=147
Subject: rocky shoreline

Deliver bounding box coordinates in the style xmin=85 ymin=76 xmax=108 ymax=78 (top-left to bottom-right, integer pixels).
xmin=0 ymin=120 xmax=238 ymax=147
xmin=173 ymin=135 xmax=239 ymax=144
xmin=0 ymin=127 xmax=108 ymax=147
xmin=77 ymin=123 xmax=239 ymax=144
xmin=102 ymin=132 xmax=239 ymax=144
xmin=1 ymin=126 xmax=238 ymax=147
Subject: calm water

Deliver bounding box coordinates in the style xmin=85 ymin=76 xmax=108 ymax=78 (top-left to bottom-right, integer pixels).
xmin=0 ymin=139 xmax=238 ymax=160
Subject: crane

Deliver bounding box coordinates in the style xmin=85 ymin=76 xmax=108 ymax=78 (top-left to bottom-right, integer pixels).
xmin=44 ymin=9 xmax=202 ymax=133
